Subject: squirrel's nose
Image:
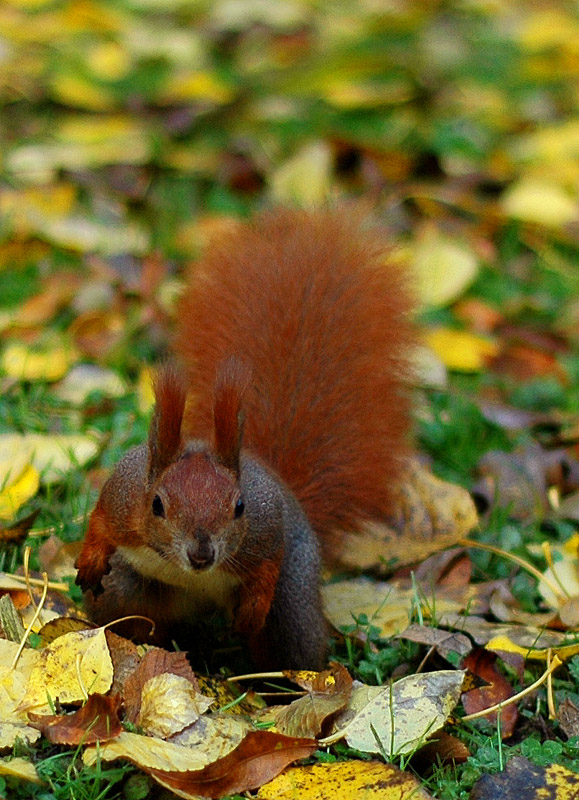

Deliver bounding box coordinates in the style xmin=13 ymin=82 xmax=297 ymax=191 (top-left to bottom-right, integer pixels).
xmin=186 ymin=532 xmax=215 ymax=570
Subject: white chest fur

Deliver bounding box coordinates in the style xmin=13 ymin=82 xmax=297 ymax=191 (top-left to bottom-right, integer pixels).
xmin=117 ymin=545 xmax=242 ymax=622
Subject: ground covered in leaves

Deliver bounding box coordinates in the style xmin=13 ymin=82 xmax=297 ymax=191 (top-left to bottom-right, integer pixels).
xmin=0 ymin=0 xmax=578 ymax=798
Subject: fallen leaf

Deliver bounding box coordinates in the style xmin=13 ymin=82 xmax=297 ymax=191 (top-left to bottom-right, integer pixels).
xmin=471 ymin=756 xmax=579 ymax=799
xmin=170 ymin=713 xmax=250 ymax=761
xmin=83 ymin=729 xmax=209 ymax=771
xmin=23 ymin=626 xmax=113 ymax=712
xmin=0 ymin=757 xmax=40 ymax=783
xmin=138 ymin=673 xmax=214 ymax=738
xmin=124 ymin=647 xmax=200 ymax=724
xmin=413 ymin=732 xmax=470 ymax=769
xmin=425 ymin=328 xmax=499 ymax=372
xmin=558 ymin=697 xmax=579 ymax=739
xmin=502 ymin=180 xmax=578 ymax=227
xmin=0 ymin=465 xmax=39 ymax=521
xmin=28 ymin=693 xmax=122 ymax=744
xmin=0 ymin=432 xmax=100 ymax=485
xmin=37 ymin=617 xmax=92 ymax=645
xmin=413 ymin=225 xmax=479 ymax=308
xmin=274 ymin=663 xmax=352 ymax=738
xmin=257 ymin=759 xmax=434 ymax=799
xmin=323 ymin=577 xmax=472 ymax=638
xmin=397 ymin=624 xmax=472 ymax=661
xmin=474 ymin=445 xmax=549 ymax=520
xmin=269 ymin=141 xmax=332 ymax=206
xmin=55 ymin=364 xmax=127 ymax=404
xmin=461 ymin=648 xmax=518 ymax=737
xmin=149 ymin=730 xmax=318 ymax=799
xmin=322 ymin=670 xmax=466 ymax=757
xmin=1 ymin=341 xmax=73 ymax=381
xmin=331 ymin=460 xmax=477 ymax=572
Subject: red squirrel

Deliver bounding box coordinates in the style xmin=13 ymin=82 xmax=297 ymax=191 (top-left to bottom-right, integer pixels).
xmin=75 ymin=208 xmax=414 ymax=669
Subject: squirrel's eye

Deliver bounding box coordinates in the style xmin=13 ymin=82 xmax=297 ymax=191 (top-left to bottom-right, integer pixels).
xmin=234 ymin=497 xmax=245 ymax=518
xmin=152 ymin=494 xmax=165 ymax=518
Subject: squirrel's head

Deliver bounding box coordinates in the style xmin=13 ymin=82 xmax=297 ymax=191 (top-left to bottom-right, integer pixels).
xmin=143 ymin=360 xmax=248 ymax=575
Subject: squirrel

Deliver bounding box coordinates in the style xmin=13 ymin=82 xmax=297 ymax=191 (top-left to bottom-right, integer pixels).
xmin=75 ymin=207 xmax=414 ymax=670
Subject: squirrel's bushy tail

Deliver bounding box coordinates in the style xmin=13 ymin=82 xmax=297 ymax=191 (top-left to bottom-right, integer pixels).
xmin=175 ymin=208 xmax=414 ymax=560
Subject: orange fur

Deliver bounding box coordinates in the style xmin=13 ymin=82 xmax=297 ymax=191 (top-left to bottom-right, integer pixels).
xmin=175 ymin=208 xmax=414 ymax=560
xmin=213 ymin=358 xmax=249 ymax=474
xmin=148 ymin=363 xmax=187 ymax=484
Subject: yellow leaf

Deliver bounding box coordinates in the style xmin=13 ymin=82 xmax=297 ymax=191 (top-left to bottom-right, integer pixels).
xmin=486 ymin=634 xmax=579 ymax=662
xmin=413 ymin=226 xmax=479 ymax=307
xmin=1 ymin=342 xmax=73 ymax=382
xmin=24 ymin=627 xmax=113 ymax=712
xmin=0 ymin=184 xmax=76 ymax=222
xmin=0 ymin=640 xmax=42 ymax=720
xmin=425 ymin=328 xmax=498 ymax=372
xmin=519 ymin=10 xmax=579 ymax=51
xmin=0 ymin=433 xmax=99 ymax=485
xmin=270 ymin=141 xmax=333 ymax=207
xmin=83 ymin=730 xmax=208 ymax=771
xmin=258 ymin=760 xmax=433 ymax=799
xmin=322 ymin=578 xmax=466 ymax=638
xmin=50 ymin=74 xmax=117 ymax=111
xmin=502 ymin=180 xmax=578 ymax=227
xmin=322 ymin=671 xmax=465 ymax=756
xmin=56 ymin=115 xmax=142 ymax=144
xmin=0 ymin=757 xmax=40 ymax=783
xmin=138 ymin=674 xmax=213 ymax=738
xmin=163 ymin=71 xmax=234 ymax=104
xmin=0 ymin=465 xmax=39 ymax=521
xmin=87 ymin=42 xmax=131 ymax=81
xmin=324 ymin=78 xmax=413 ymax=109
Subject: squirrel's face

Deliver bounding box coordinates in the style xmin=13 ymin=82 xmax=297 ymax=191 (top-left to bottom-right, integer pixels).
xmin=142 ymin=450 xmax=246 ymax=575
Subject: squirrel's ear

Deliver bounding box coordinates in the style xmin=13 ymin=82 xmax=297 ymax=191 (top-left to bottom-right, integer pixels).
xmin=213 ymin=358 xmax=249 ymax=477
xmin=148 ymin=362 xmax=187 ymax=485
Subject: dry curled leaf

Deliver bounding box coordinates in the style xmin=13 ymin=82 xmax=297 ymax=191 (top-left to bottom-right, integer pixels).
xmin=274 ymin=663 xmax=352 ymax=738
xmin=124 ymin=647 xmax=200 ymax=724
xmin=461 ymin=648 xmax=518 ymax=737
xmin=28 ymin=693 xmax=122 ymax=744
xmin=148 ymin=730 xmax=318 ymax=799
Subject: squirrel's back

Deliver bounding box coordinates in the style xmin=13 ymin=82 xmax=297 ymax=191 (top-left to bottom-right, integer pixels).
xmin=175 ymin=208 xmax=414 ymax=559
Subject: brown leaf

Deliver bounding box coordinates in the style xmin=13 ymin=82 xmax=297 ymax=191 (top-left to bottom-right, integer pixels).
xmin=461 ymin=648 xmax=518 ymax=737
xmin=148 ymin=730 xmax=317 ymax=798
xmin=105 ymin=630 xmax=140 ymax=697
xmin=474 ymin=444 xmax=550 ymax=520
xmin=69 ymin=310 xmax=125 ymax=359
xmin=397 ymin=624 xmax=472 ymax=661
xmin=38 ymin=536 xmax=81 ymax=579
xmin=28 ymin=694 xmax=122 ymax=744
xmin=0 ymin=510 xmax=40 ymax=545
xmin=274 ymin=663 xmax=352 ymax=738
xmin=414 ymin=731 xmax=470 ymax=768
xmin=123 ymin=647 xmax=199 ymax=724
xmin=558 ymin=697 xmax=579 ymax=739
xmin=454 ymin=297 xmax=503 ymax=334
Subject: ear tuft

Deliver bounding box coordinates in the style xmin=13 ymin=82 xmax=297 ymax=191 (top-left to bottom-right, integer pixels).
xmin=213 ymin=358 xmax=250 ymax=475
xmin=148 ymin=362 xmax=187 ymax=485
